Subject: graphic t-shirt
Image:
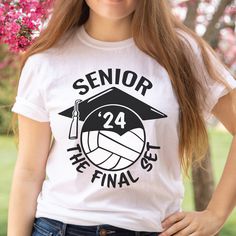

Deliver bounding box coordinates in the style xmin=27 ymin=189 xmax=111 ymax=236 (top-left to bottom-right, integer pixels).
xmin=11 ymin=25 xmax=236 ymax=232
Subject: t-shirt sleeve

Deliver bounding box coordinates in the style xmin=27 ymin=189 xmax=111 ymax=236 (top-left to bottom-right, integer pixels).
xmin=11 ymin=55 xmax=50 ymax=122
xmin=202 ymin=48 xmax=236 ymax=120
xmin=177 ymin=29 xmax=236 ymax=121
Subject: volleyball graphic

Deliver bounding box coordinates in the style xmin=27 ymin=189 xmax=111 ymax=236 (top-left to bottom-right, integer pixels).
xmin=58 ymin=86 xmax=168 ymax=172
xmin=81 ymin=105 xmax=145 ymax=171
xmin=82 ymin=128 xmax=145 ymax=171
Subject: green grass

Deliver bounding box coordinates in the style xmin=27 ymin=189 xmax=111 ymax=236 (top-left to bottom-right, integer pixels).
xmin=0 ymin=129 xmax=236 ymax=235
xmin=0 ymin=136 xmax=17 ymax=236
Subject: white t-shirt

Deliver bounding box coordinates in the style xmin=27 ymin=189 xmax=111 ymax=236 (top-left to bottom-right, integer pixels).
xmin=11 ymin=25 xmax=236 ymax=232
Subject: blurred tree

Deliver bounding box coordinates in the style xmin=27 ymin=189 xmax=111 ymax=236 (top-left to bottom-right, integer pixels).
xmin=172 ymin=0 xmax=236 ymax=71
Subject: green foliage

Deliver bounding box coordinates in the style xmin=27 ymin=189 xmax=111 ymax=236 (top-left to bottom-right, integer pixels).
xmin=0 ymin=45 xmax=18 ymax=135
xmin=0 ymin=136 xmax=17 ymax=236
xmin=0 ymin=81 xmax=16 ymax=135
xmin=0 ymin=129 xmax=236 ymax=236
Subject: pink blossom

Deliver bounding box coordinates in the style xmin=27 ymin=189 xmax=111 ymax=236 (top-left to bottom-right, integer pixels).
xmin=172 ymin=0 xmax=236 ymax=73
xmin=0 ymin=0 xmax=53 ymax=52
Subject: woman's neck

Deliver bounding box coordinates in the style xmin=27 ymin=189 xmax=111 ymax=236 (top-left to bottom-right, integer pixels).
xmin=84 ymin=10 xmax=133 ymax=42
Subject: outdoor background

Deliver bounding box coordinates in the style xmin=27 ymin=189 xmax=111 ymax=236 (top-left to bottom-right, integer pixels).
xmin=0 ymin=0 xmax=236 ymax=235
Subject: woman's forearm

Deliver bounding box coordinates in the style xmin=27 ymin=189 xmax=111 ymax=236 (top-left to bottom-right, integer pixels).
xmin=206 ymin=134 xmax=236 ymax=222
xmin=8 ymin=166 xmax=45 ymax=236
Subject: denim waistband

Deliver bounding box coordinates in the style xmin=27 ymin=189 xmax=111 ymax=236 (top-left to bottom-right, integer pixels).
xmin=33 ymin=217 xmax=161 ymax=236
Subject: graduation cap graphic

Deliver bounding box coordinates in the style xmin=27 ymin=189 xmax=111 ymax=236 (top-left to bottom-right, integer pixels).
xmin=59 ymin=87 xmax=167 ymax=171
xmin=59 ymin=87 xmax=167 ymax=137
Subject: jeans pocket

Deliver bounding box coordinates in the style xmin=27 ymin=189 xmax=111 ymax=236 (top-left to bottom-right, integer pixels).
xmin=31 ymin=218 xmax=61 ymax=236
xmin=32 ymin=223 xmax=54 ymax=236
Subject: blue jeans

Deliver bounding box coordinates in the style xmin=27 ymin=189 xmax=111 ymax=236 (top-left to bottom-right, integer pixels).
xmin=31 ymin=217 xmax=161 ymax=236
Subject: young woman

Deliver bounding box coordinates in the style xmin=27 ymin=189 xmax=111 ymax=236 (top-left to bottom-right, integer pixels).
xmin=8 ymin=0 xmax=236 ymax=236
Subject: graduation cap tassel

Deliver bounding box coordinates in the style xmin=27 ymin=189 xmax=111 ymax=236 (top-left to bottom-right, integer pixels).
xmin=69 ymin=99 xmax=82 ymax=140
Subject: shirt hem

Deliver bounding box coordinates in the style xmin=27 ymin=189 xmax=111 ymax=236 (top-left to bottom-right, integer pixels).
xmin=35 ymin=210 xmax=164 ymax=232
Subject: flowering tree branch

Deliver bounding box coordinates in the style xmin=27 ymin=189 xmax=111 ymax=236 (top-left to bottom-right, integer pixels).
xmin=184 ymin=0 xmax=201 ymax=29
xmin=0 ymin=0 xmax=53 ymax=52
xmin=203 ymin=0 xmax=234 ymax=43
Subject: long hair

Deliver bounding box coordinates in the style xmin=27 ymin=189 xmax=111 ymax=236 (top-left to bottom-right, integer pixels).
xmin=15 ymin=0 xmax=235 ymax=174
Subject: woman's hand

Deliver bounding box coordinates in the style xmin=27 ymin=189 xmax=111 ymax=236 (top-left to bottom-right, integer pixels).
xmin=159 ymin=209 xmax=225 ymax=236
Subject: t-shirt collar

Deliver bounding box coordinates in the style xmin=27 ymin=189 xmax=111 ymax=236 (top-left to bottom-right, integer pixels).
xmin=76 ymin=24 xmax=135 ymax=50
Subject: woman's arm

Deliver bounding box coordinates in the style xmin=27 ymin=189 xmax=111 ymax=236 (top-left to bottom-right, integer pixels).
xmin=8 ymin=115 xmax=52 ymax=236
xmin=160 ymin=88 xmax=236 ymax=236
xmin=206 ymin=88 xmax=236 ymax=220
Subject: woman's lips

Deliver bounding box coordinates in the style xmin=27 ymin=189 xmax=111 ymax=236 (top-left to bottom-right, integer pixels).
xmin=102 ymin=0 xmax=124 ymax=4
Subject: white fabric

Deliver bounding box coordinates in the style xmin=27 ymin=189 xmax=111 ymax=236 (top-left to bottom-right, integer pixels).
xmin=176 ymin=29 xmax=236 ymax=120
xmin=11 ymin=25 xmax=236 ymax=232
